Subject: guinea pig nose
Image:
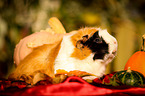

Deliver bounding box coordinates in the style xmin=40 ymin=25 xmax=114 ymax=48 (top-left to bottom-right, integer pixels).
xmin=112 ymin=50 xmax=117 ymax=55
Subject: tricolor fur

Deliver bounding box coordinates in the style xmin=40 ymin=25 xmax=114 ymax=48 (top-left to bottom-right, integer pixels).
xmin=55 ymin=27 xmax=117 ymax=77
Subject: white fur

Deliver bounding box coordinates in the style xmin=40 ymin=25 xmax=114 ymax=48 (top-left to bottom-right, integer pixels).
xmin=98 ymin=29 xmax=118 ymax=54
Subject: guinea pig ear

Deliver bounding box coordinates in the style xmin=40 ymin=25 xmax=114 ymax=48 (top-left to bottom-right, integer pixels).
xmin=76 ymin=40 xmax=85 ymax=50
xmin=76 ymin=35 xmax=89 ymax=49
xmin=82 ymin=35 xmax=89 ymax=42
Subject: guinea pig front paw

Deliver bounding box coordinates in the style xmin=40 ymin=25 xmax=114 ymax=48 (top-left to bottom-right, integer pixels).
xmin=82 ymin=76 xmax=98 ymax=80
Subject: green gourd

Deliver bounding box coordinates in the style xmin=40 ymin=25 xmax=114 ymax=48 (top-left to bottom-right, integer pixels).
xmin=112 ymin=67 xmax=145 ymax=87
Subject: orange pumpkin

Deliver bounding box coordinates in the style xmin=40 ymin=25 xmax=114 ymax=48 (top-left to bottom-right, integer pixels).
xmin=124 ymin=34 xmax=145 ymax=76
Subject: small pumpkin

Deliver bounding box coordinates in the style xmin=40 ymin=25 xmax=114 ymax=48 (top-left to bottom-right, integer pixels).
xmin=112 ymin=67 xmax=145 ymax=87
xmin=124 ymin=34 xmax=145 ymax=76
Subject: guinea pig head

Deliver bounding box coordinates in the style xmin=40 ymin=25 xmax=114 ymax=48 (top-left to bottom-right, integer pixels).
xmin=71 ymin=27 xmax=117 ymax=63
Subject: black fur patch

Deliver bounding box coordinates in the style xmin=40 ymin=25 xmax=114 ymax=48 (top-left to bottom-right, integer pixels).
xmin=82 ymin=31 xmax=109 ymax=60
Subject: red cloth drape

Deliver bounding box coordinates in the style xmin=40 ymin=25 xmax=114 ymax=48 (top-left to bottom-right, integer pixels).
xmin=1 ymin=76 xmax=145 ymax=96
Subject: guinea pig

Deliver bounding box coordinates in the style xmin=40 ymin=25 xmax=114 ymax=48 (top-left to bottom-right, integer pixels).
xmin=54 ymin=27 xmax=117 ymax=78
xmin=8 ymin=17 xmax=117 ymax=84
xmin=9 ymin=27 xmax=117 ymax=84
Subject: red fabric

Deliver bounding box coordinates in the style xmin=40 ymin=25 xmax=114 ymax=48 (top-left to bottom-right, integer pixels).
xmin=1 ymin=76 xmax=145 ymax=96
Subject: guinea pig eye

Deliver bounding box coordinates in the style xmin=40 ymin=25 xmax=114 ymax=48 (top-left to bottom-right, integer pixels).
xmin=94 ymin=38 xmax=103 ymax=43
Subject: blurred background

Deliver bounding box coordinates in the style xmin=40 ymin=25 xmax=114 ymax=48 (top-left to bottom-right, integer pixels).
xmin=0 ymin=0 xmax=145 ymax=78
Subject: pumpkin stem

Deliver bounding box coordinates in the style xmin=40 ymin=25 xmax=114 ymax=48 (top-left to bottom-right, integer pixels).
xmin=141 ymin=34 xmax=145 ymax=52
xmin=127 ymin=67 xmax=132 ymax=73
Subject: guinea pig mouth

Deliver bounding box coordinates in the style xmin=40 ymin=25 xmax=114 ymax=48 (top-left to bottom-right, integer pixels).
xmin=76 ymin=31 xmax=109 ymax=60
